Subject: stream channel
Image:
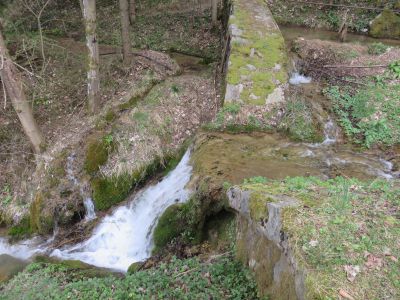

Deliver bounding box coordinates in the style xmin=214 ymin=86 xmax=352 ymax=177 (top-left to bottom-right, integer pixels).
xmin=1 ymin=27 xmax=399 ymax=278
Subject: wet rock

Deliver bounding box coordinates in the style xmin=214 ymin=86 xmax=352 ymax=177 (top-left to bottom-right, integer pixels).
xmin=0 ymin=254 xmax=28 ymax=283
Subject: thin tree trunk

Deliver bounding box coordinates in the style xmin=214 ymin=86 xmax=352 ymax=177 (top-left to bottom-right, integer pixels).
xmin=129 ymin=0 xmax=136 ymax=24
xmin=211 ymin=0 xmax=218 ymax=26
xmin=0 ymin=28 xmax=45 ymax=154
xmin=82 ymin=0 xmax=100 ymax=114
xmin=119 ymin=0 xmax=131 ymax=65
xmin=78 ymin=0 xmax=84 ymax=13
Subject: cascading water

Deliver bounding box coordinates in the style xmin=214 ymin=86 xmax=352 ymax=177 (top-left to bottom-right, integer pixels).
xmin=51 ymin=149 xmax=193 ymax=271
xmin=66 ymin=154 xmax=96 ymax=221
xmin=289 ymin=72 xmax=312 ymax=85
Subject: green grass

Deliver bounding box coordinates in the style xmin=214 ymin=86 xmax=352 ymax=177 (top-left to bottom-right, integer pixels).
xmin=240 ymin=176 xmax=400 ymax=299
xmin=278 ymin=98 xmax=323 ymax=143
xmin=0 ymin=256 xmax=259 ymax=300
xmin=325 ymin=84 xmax=400 ymax=148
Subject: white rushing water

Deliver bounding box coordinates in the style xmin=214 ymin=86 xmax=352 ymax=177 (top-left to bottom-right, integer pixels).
xmin=66 ymin=154 xmax=96 ymax=221
xmin=51 ymin=149 xmax=193 ymax=271
xmin=0 ymin=237 xmax=44 ymax=260
xmin=289 ymin=72 xmax=312 ymax=85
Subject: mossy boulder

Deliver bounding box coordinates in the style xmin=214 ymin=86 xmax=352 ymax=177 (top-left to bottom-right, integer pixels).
xmin=370 ymin=9 xmax=400 ymax=39
xmin=7 ymin=216 xmax=32 ymax=240
xmin=127 ymin=261 xmax=144 ymax=274
xmin=29 ymin=192 xmax=54 ymax=235
xmin=0 ymin=254 xmax=28 ymax=283
xmin=153 ymin=204 xmax=186 ymax=252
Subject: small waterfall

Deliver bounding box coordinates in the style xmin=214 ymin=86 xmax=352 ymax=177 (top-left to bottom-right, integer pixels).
xmin=289 ymin=72 xmax=312 ymax=85
xmin=51 ymin=149 xmax=193 ymax=271
xmin=83 ymin=198 xmax=96 ymax=221
xmin=321 ymin=118 xmax=338 ymax=145
xmin=66 ymin=154 xmax=96 ymax=221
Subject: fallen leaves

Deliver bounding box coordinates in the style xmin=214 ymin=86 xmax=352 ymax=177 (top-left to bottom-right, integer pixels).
xmin=339 ymin=289 xmax=355 ymax=300
xmin=364 ymin=252 xmax=383 ymax=270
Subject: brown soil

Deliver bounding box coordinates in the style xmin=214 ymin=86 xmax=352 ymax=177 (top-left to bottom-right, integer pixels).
xmin=294 ymin=38 xmax=400 ymax=81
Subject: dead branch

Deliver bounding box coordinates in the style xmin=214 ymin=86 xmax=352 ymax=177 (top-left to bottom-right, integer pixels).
xmin=323 ymin=64 xmax=388 ymax=69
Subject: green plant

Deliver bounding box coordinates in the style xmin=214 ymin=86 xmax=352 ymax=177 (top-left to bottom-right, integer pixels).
xmin=325 ymin=85 xmax=400 ymax=148
xmin=1 ymin=185 xmax=12 ymax=206
xmin=367 ymin=42 xmax=388 ymax=55
xmin=389 ymin=61 xmax=400 ymax=79
xmin=243 ymin=176 xmax=268 ymax=185
xmin=1 ymin=257 xmax=260 ymax=299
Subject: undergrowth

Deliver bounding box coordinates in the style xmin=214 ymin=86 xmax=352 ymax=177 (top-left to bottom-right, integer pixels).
xmin=0 ymin=256 xmax=260 ymax=300
xmin=325 ymin=84 xmax=400 ymax=148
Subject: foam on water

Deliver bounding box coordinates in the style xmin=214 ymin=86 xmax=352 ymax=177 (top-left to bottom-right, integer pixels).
xmin=0 ymin=237 xmax=42 ymax=260
xmin=289 ymin=72 xmax=312 ymax=85
xmin=51 ymin=149 xmax=193 ymax=271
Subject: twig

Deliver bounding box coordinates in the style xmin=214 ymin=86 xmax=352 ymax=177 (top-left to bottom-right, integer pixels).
xmin=174 ymin=267 xmax=199 ymax=278
xmin=291 ymin=1 xmax=400 ymax=13
xmin=316 ymin=68 xmax=367 ymax=86
xmin=0 ymin=54 xmax=6 ymax=109
xmin=324 ymin=64 xmax=388 ymax=69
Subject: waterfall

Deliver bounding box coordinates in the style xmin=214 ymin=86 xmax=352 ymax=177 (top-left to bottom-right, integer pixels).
xmin=51 ymin=149 xmax=193 ymax=271
xmin=66 ymin=154 xmax=96 ymax=221
xmin=289 ymin=72 xmax=312 ymax=85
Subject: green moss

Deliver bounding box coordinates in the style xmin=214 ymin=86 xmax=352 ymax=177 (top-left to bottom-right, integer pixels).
xmin=153 ymin=204 xmax=186 ymax=252
xmin=105 ymin=110 xmax=117 ymax=123
xmin=225 ymin=3 xmax=288 ymax=105
xmin=91 ymin=174 xmax=133 ymax=211
xmin=84 ymin=136 xmax=113 ymax=175
xmin=370 ymin=9 xmax=400 ymax=39
xmin=29 ymin=192 xmax=54 ymax=235
xmin=127 ymin=262 xmax=144 ymax=274
xmin=8 ymin=217 xmax=32 ymax=240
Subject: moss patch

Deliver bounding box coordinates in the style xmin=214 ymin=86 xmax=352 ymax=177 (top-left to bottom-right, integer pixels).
xmin=84 ymin=136 xmax=114 ymax=175
xmin=226 ymin=0 xmax=288 ymax=104
xmin=370 ymin=9 xmax=400 ymax=39
xmin=29 ymin=192 xmax=54 ymax=235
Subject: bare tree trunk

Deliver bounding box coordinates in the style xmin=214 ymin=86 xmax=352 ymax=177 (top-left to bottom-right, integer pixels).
xmin=78 ymin=0 xmax=84 ymax=13
xmin=129 ymin=0 xmax=136 ymax=24
xmin=0 ymin=28 xmax=44 ymax=154
xmin=82 ymin=0 xmax=100 ymax=114
xmin=211 ymin=0 xmax=218 ymax=26
xmin=119 ymin=0 xmax=131 ymax=65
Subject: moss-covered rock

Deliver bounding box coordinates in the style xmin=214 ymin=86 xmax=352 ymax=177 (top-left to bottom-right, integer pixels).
xmin=153 ymin=204 xmax=186 ymax=252
xmin=84 ymin=136 xmax=113 ymax=175
xmin=370 ymin=9 xmax=400 ymax=39
xmin=29 ymin=192 xmax=54 ymax=235
xmin=127 ymin=261 xmax=145 ymax=274
xmin=91 ymin=174 xmax=133 ymax=211
xmin=7 ymin=216 xmax=32 ymax=240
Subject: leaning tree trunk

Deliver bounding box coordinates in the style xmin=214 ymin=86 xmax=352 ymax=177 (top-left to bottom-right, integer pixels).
xmin=211 ymin=0 xmax=218 ymax=26
xmin=82 ymin=0 xmax=100 ymax=114
xmin=119 ymin=0 xmax=132 ymax=65
xmin=129 ymin=0 xmax=136 ymax=24
xmin=0 ymin=28 xmax=45 ymax=154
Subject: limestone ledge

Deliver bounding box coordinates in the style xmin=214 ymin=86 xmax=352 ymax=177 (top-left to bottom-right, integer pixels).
xmin=227 ymin=186 xmax=306 ymax=299
xmin=224 ymin=0 xmax=288 ymax=106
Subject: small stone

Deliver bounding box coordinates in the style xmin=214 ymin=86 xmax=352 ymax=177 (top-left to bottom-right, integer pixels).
xmin=250 ymin=48 xmax=255 ymax=57
xmin=246 ymin=64 xmax=256 ymax=71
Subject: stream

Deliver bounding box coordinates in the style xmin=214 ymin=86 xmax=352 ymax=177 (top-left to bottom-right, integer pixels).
xmin=0 ymin=28 xmax=399 ymax=278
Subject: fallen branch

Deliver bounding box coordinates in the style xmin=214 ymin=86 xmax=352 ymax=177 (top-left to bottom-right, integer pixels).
xmin=100 ymin=50 xmax=173 ymax=71
xmin=324 ymin=64 xmax=388 ymax=69
xmin=316 ymin=68 xmax=367 ymax=86
xmin=291 ymin=1 xmax=400 ymax=13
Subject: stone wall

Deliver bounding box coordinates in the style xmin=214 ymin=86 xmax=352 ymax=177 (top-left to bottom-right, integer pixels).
xmin=227 ymin=186 xmax=306 ymax=299
xmin=223 ymin=0 xmax=288 ymax=106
